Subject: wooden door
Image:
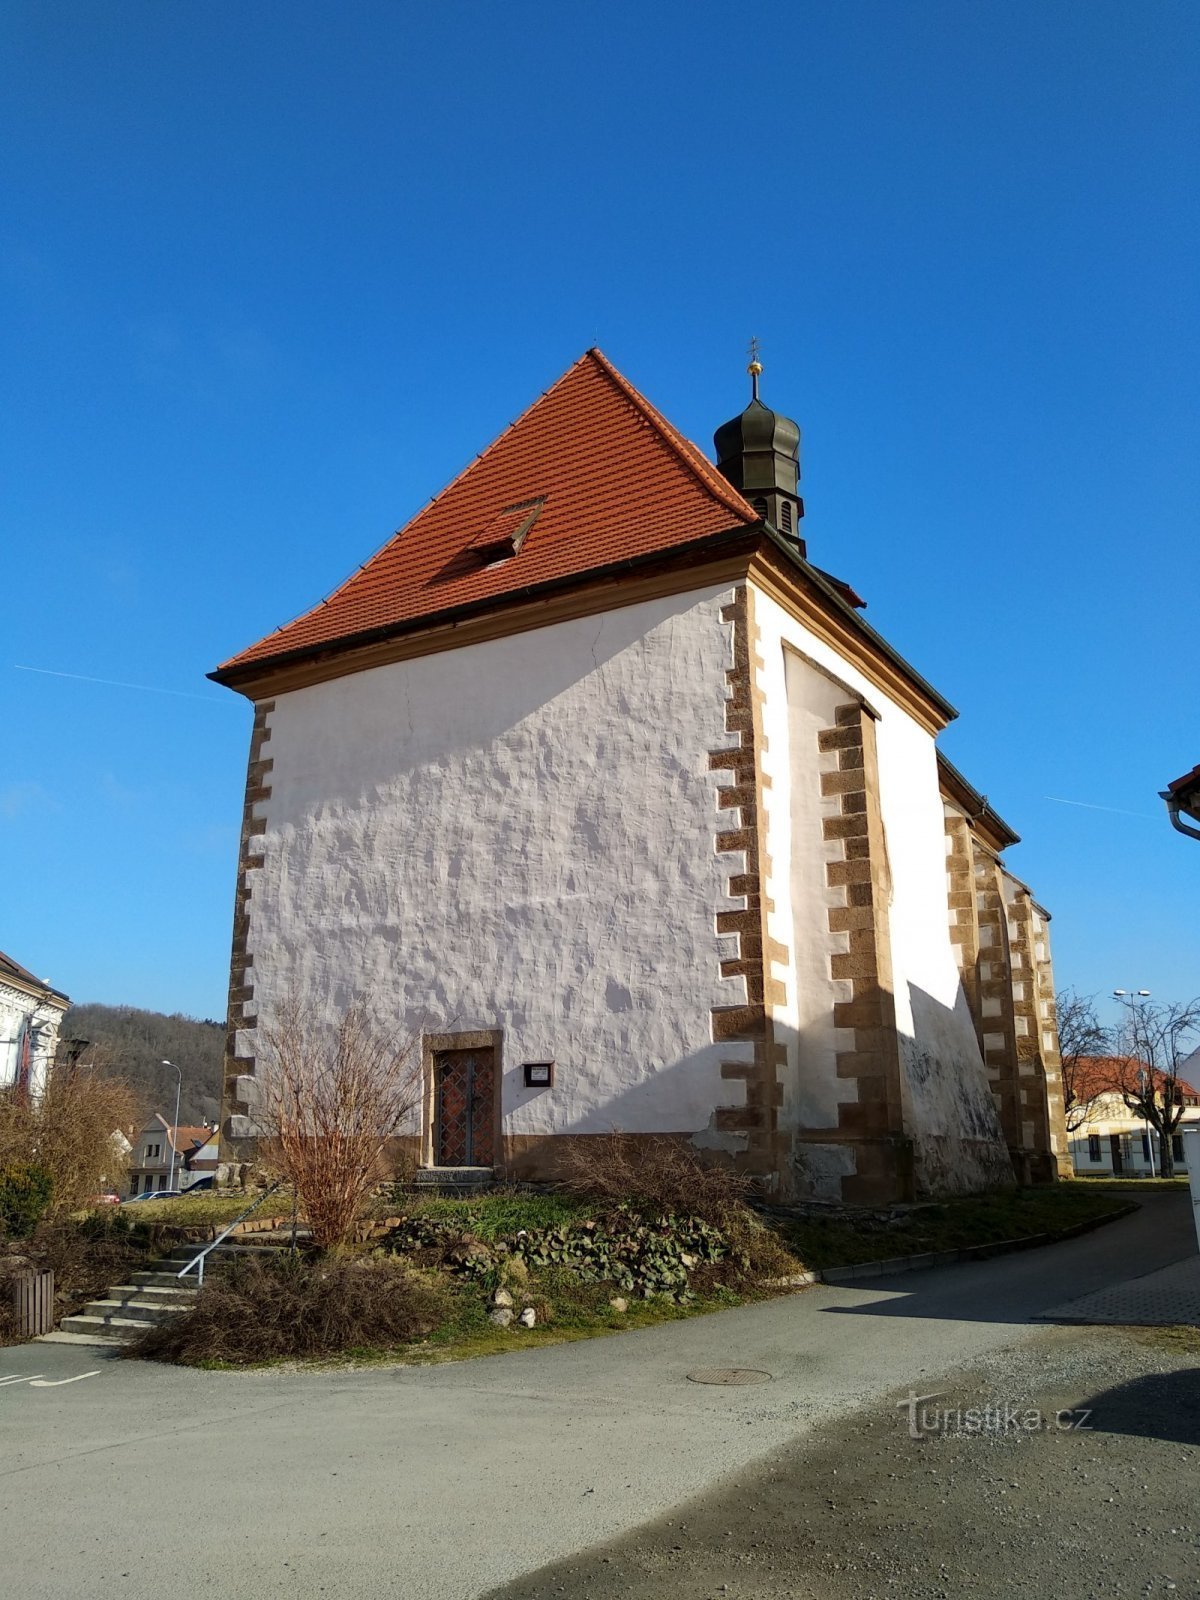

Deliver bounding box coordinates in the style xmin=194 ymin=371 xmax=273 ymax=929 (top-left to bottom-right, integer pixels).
xmin=434 ymin=1048 xmax=496 ymax=1167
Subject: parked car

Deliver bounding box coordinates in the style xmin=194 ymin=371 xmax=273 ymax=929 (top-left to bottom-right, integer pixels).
xmin=122 ymin=1189 xmax=183 ymax=1204
xmin=89 ymin=1192 xmax=121 ymax=1206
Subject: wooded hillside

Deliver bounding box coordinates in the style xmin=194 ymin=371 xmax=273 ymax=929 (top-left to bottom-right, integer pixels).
xmin=63 ymin=1004 xmax=224 ymax=1126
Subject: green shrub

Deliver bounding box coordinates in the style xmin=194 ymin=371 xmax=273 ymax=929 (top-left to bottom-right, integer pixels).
xmin=128 ymin=1251 xmax=453 ymax=1365
xmin=387 ymin=1204 xmax=756 ymax=1303
xmin=0 ymin=1162 xmax=54 ymax=1239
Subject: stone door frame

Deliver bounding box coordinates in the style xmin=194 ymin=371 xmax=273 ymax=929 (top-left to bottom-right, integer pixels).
xmin=421 ymin=1029 xmax=503 ymax=1170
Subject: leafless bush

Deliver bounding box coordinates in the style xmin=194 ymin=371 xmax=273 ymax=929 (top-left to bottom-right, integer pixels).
xmin=557 ymin=1133 xmax=751 ymax=1223
xmin=258 ymin=999 xmax=422 ymax=1249
xmin=0 ymin=1060 xmax=137 ymax=1218
xmin=128 ymin=1251 xmax=451 ymax=1364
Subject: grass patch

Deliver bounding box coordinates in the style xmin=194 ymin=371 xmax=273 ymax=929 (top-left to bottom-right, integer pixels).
xmin=776 ymin=1184 xmax=1135 ymax=1270
xmin=112 ymin=1191 xmax=296 ymax=1228
xmin=300 ymin=1268 xmax=752 ymax=1370
xmin=1124 ymin=1324 xmax=1200 ymax=1356
xmin=378 ymin=1189 xmax=592 ymax=1240
xmin=1071 ymin=1177 xmax=1189 ymax=1192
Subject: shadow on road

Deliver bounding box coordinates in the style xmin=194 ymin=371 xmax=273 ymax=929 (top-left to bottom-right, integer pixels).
xmin=1081 ymin=1366 xmax=1200 ymax=1446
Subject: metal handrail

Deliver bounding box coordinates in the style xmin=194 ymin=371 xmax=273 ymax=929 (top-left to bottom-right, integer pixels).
xmin=176 ymin=1181 xmax=284 ymax=1288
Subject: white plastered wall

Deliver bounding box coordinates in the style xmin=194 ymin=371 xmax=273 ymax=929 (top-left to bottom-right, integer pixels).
xmin=0 ymin=984 xmax=66 ymax=1099
xmin=236 ymin=585 xmax=756 ymax=1150
xmin=752 ymin=583 xmax=1010 ymax=1194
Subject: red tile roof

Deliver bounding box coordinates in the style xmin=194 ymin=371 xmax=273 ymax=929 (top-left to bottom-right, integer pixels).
xmin=1168 ymin=764 xmax=1200 ymax=799
xmin=1069 ymin=1055 xmax=1200 ymax=1104
xmin=216 ymin=349 xmax=759 ymax=677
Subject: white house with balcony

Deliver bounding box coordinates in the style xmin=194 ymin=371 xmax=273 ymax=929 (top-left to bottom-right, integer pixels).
xmin=0 ymin=948 xmax=69 ymax=1099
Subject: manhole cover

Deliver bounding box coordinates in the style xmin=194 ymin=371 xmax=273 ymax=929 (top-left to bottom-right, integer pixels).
xmin=686 ymin=1367 xmax=772 ymax=1386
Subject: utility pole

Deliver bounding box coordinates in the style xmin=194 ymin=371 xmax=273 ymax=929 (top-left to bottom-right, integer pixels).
xmin=163 ymin=1059 xmax=182 ymax=1191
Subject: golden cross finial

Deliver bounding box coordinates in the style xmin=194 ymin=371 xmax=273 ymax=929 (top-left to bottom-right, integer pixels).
xmin=747 ymin=335 xmax=763 ymax=400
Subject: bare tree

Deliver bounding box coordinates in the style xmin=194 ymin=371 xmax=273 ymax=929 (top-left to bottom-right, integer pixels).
xmin=258 ymin=999 xmax=421 ymax=1250
xmin=0 ymin=1051 xmax=138 ymax=1216
xmin=1055 ymin=989 xmax=1113 ymax=1133
xmin=1110 ymin=996 xmax=1200 ymax=1178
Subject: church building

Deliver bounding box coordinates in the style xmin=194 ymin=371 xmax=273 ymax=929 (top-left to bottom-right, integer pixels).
xmin=211 ymin=349 xmax=1069 ymax=1201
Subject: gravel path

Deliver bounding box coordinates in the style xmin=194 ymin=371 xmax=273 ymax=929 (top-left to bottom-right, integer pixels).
xmin=483 ymin=1325 xmax=1200 ymax=1600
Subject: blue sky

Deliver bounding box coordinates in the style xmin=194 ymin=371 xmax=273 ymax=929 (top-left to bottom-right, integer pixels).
xmin=2 ymin=1 xmax=1196 ymax=1024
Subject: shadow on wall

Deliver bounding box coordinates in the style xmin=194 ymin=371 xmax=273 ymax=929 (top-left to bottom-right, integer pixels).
xmin=504 ymin=984 xmax=1012 ymax=1203
xmin=903 ymin=981 xmax=1014 ymax=1196
xmin=262 ymin=586 xmax=734 ymax=815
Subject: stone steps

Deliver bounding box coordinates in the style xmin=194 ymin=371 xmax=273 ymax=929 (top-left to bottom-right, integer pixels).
xmin=36 ymin=1220 xmax=313 ymax=1346
xmin=51 ymin=1254 xmax=201 ymax=1344
xmin=414 ymin=1167 xmax=494 ymax=1193
xmin=58 ymin=1313 xmax=178 ymax=1340
xmin=128 ymin=1269 xmax=197 ymax=1289
xmin=39 ymin=1328 xmax=128 ymax=1348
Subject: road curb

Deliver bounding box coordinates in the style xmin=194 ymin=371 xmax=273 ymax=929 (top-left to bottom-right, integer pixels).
xmin=814 ymin=1200 xmax=1142 ymax=1285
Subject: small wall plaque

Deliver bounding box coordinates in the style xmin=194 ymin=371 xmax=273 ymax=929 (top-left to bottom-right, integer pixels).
xmin=523 ymin=1061 xmax=554 ymax=1088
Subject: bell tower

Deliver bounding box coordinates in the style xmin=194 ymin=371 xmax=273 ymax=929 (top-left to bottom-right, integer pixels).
xmin=713 ymin=342 xmax=804 ymax=552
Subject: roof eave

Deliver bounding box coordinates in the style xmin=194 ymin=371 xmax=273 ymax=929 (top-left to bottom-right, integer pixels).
xmin=0 ymin=965 xmax=70 ymax=1008
xmin=209 ymin=523 xmax=762 ymax=695
xmin=937 ymin=751 xmax=1021 ymax=851
xmin=758 ymin=527 xmax=958 ymax=725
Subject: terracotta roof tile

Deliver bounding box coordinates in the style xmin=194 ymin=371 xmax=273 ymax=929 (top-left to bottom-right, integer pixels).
xmin=1070 ymin=1055 xmax=1200 ymax=1103
xmin=217 ymin=349 xmax=759 ymax=676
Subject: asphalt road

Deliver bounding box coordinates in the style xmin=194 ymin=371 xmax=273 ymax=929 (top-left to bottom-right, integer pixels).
xmin=483 ymin=1322 xmax=1200 ymax=1600
xmin=0 ymin=1194 xmax=1194 ymax=1600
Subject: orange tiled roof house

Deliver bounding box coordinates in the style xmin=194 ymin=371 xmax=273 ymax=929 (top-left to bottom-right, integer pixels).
xmin=211 ymin=351 xmax=1070 ymax=1202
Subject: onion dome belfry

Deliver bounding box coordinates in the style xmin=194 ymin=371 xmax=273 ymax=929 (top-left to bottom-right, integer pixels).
xmin=713 ymin=347 xmax=804 ymax=552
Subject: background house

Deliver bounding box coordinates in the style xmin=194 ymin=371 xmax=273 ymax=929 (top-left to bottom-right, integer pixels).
xmin=126 ymin=1114 xmax=219 ymax=1197
xmin=0 ymin=949 xmax=69 ymax=1098
xmin=1067 ymin=1056 xmax=1199 ymax=1176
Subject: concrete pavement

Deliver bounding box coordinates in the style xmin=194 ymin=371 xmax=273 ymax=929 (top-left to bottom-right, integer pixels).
xmin=0 ymin=1193 xmax=1193 ymax=1599
xmin=1041 ymin=1250 xmax=1200 ymax=1326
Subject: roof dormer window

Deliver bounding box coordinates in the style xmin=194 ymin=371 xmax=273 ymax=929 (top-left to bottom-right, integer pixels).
xmin=468 ymin=497 xmax=546 ymax=566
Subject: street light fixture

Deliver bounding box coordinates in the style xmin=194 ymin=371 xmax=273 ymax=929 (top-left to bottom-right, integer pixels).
xmin=1113 ymin=991 xmax=1154 ymax=1176
xmin=163 ymin=1059 xmax=182 ymax=1192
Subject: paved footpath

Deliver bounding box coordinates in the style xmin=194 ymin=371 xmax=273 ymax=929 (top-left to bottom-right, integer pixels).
xmin=0 ymin=1195 xmax=1194 ymax=1600
xmin=1041 ymin=1251 xmax=1200 ymax=1327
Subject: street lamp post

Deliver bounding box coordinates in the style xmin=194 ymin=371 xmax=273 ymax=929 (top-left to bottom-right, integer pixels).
xmin=1113 ymin=990 xmax=1154 ymax=1177
xmin=163 ymin=1059 xmax=182 ymax=1192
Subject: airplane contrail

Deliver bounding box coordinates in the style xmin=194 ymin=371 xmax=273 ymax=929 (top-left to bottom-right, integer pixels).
xmin=1044 ymin=796 xmax=1158 ymax=821
xmin=14 ymin=664 xmax=228 ymax=705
